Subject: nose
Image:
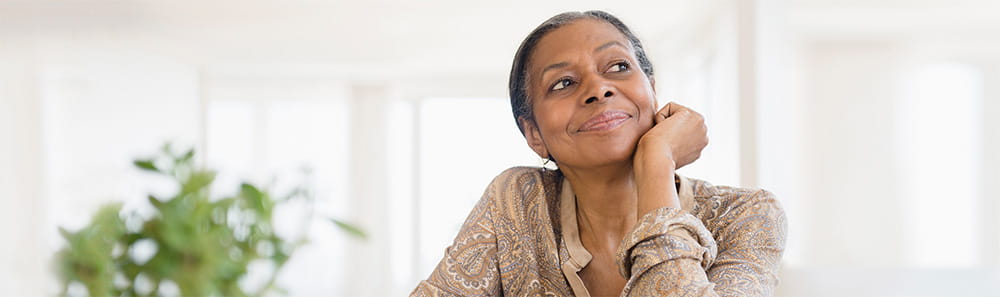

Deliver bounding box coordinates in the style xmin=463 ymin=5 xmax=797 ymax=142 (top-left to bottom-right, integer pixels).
xmin=584 ymin=90 xmax=614 ymax=104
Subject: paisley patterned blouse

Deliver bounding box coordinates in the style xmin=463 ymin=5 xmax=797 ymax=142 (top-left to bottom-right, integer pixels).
xmin=411 ymin=167 xmax=787 ymax=296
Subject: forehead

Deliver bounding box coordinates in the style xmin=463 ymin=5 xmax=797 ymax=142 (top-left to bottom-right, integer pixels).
xmin=528 ymin=19 xmax=631 ymax=71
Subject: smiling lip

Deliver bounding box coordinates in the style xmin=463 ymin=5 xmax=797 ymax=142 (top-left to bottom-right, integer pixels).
xmin=578 ymin=111 xmax=631 ymax=132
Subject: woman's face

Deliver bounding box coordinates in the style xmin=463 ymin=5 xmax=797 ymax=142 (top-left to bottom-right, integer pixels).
xmin=524 ymin=19 xmax=657 ymax=170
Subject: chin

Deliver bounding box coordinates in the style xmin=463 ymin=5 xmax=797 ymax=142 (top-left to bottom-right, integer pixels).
xmin=563 ymin=126 xmax=645 ymax=168
xmin=589 ymin=139 xmax=641 ymax=166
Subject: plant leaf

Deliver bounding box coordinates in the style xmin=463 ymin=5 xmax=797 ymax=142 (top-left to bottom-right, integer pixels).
xmin=179 ymin=148 xmax=195 ymax=163
xmin=133 ymin=159 xmax=159 ymax=172
xmin=181 ymin=170 xmax=216 ymax=193
xmin=240 ymin=183 xmax=269 ymax=215
xmin=329 ymin=219 xmax=366 ymax=240
xmin=58 ymin=227 xmax=73 ymax=240
xmin=148 ymin=195 xmax=164 ymax=209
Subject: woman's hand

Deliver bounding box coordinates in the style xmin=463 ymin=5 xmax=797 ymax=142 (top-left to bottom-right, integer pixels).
xmin=637 ymin=102 xmax=708 ymax=170
xmin=632 ymin=102 xmax=708 ymax=216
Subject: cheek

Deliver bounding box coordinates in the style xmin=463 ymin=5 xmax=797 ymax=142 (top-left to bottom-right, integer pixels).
xmin=532 ymin=101 xmax=568 ymax=135
xmin=624 ymin=83 xmax=657 ymax=113
xmin=621 ymin=82 xmax=658 ymax=131
xmin=539 ymin=109 xmax=572 ymax=137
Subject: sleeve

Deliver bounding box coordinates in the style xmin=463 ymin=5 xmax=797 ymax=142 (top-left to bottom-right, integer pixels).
xmin=410 ymin=181 xmax=502 ymax=297
xmin=615 ymin=190 xmax=788 ymax=297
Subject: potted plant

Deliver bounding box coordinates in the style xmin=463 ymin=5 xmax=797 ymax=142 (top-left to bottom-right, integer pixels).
xmin=55 ymin=144 xmax=363 ymax=297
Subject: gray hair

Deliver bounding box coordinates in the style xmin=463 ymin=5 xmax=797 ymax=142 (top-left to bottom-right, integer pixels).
xmin=508 ymin=10 xmax=655 ymax=135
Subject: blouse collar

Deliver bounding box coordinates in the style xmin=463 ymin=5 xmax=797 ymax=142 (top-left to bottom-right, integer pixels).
xmin=558 ymin=173 xmax=695 ymax=296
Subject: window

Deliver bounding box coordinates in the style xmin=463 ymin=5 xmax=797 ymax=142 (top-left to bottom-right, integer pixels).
xmin=382 ymin=96 xmax=539 ymax=292
xmin=204 ymin=80 xmax=353 ymax=296
xmin=414 ymin=97 xmax=538 ymax=277
xmin=39 ymin=61 xmax=201 ymax=250
xmin=896 ymin=63 xmax=984 ymax=268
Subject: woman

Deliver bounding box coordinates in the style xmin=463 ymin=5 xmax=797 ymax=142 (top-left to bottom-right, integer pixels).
xmin=412 ymin=10 xmax=786 ymax=297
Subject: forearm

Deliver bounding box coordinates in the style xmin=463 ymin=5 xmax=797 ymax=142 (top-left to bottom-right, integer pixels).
xmin=617 ymin=208 xmax=720 ymax=296
xmin=618 ymin=190 xmax=788 ymax=297
xmin=633 ymin=143 xmax=681 ymax=218
xmin=625 ymin=258 xmax=719 ymax=297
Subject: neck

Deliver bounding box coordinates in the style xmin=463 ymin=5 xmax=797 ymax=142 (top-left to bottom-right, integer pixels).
xmin=561 ymin=162 xmax=639 ymax=244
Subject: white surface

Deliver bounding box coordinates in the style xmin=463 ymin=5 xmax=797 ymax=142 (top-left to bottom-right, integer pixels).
xmin=2 ymin=1 xmax=1000 ymax=296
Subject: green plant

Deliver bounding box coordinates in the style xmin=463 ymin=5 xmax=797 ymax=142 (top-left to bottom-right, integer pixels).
xmin=55 ymin=144 xmax=364 ymax=297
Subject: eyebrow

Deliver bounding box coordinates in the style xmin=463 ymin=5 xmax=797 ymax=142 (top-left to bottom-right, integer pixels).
xmin=594 ymin=40 xmax=626 ymax=53
xmin=540 ymin=62 xmax=569 ymax=79
xmin=539 ymin=41 xmax=628 ymax=79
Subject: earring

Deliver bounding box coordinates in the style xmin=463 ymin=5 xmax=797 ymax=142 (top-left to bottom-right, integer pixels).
xmin=541 ymin=155 xmax=553 ymax=172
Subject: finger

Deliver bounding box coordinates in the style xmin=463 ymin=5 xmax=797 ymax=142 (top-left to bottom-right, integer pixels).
xmin=654 ymin=102 xmax=673 ymax=123
xmin=655 ymin=110 xmax=668 ymax=123
xmin=666 ymin=102 xmax=690 ymax=117
xmin=660 ymin=101 xmax=691 ymax=118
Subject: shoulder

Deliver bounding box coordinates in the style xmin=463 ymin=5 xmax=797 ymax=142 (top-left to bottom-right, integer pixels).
xmin=688 ymin=178 xmax=784 ymax=216
xmin=490 ymin=166 xmax=545 ymax=186
xmin=486 ymin=166 xmax=562 ymax=197
xmin=481 ymin=166 xmax=562 ymax=223
xmin=686 ymin=178 xmax=787 ymax=239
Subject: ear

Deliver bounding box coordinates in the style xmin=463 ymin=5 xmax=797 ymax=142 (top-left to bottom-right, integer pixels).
xmin=520 ymin=117 xmax=550 ymax=159
xmin=648 ymin=76 xmax=659 ymax=107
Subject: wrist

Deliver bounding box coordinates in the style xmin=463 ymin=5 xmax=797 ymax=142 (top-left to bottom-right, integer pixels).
xmin=634 ymin=149 xmax=680 ymax=216
xmin=634 ymin=142 xmax=677 ymax=174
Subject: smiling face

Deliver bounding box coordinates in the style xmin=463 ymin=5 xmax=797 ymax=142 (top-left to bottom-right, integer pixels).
xmin=522 ymin=18 xmax=658 ymax=170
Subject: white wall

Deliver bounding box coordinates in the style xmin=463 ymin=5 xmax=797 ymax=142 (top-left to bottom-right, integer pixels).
xmin=775 ymin=19 xmax=1000 ymax=297
xmin=798 ymin=41 xmax=908 ymax=266
xmin=3 ymin=1 xmax=1000 ymax=296
xmin=0 ymin=42 xmax=47 ymax=297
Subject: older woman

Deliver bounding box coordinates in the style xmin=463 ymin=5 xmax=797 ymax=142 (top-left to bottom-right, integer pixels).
xmin=412 ymin=10 xmax=787 ymax=297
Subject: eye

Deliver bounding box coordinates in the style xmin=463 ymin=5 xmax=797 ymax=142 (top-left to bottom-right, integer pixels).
xmin=550 ymin=78 xmax=575 ymax=91
xmin=607 ymin=61 xmax=630 ymax=73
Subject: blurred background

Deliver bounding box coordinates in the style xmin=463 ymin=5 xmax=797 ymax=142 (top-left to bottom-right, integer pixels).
xmin=2 ymin=0 xmax=999 ymax=296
